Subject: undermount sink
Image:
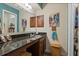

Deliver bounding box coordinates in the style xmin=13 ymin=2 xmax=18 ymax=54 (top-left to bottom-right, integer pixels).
xmin=26 ymin=39 xmax=31 ymax=43
xmin=35 ymin=35 xmax=41 ymax=39
xmin=11 ymin=43 xmax=19 ymax=48
xmin=1 ymin=44 xmax=15 ymax=53
xmin=1 ymin=41 xmax=22 ymax=53
xmin=30 ymin=38 xmax=36 ymax=40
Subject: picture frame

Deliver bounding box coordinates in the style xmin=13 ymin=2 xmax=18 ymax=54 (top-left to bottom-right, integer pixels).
xmin=22 ymin=19 xmax=27 ymax=32
xmin=22 ymin=19 xmax=27 ymax=28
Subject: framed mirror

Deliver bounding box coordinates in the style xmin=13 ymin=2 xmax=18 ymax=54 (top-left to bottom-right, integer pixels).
xmin=0 ymin=10 xmax=2 ymax=34
xmin=2 ymin=10 xmax=17 ymax=34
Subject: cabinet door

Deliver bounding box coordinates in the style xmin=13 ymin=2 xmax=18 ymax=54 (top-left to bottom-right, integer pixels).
xmin=30 ymin=17 xmax=36 ymax=27
xmin=39 ymin=38 xmax=45 ymax=55
xmin=37 ymin=15 xmax=44 ymax=27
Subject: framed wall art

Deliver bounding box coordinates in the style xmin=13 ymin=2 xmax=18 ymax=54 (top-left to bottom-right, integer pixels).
xmin=22 ymin=19 xmax=27 ymax=32
xmin=49 ymin=13 xmax=60 ymax=27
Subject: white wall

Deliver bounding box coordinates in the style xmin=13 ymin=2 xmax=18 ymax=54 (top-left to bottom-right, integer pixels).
xmin=19 ymin=10 xmax=35 ymax=32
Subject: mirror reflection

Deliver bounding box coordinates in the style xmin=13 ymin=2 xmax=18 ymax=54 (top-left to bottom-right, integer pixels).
xmin=3 ymin=10 xmax=17 ymax=33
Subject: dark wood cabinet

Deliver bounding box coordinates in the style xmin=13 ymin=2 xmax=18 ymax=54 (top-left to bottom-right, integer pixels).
xmin=3 ymin=35 xmax=46 ymax=56
xmin=26 ymin=36 xmax=46 ymax=56
xmin=38 ymin=37 xmax=45 ymax=55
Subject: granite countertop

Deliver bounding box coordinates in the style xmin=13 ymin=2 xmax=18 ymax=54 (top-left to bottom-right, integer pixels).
xmin=0 ymin=35 xmax=42 ymax=56
xmin=0 ymin=31 xmax=36 ymax=36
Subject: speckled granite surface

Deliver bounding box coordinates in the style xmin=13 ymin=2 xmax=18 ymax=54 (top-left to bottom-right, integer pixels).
xmin=0 ymin=35 xmax=42 ymax=56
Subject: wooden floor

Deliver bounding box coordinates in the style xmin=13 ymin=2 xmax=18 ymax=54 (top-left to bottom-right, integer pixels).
xmin=44 ymin=48 xmax=68 ymax=56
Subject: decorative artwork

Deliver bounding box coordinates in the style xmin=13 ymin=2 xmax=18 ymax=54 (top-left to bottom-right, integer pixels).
xmin=52 ymin=32 xmax=58 ymax=40
xmin=9 ymin=23 xmax=15 ymax=33
xmin=30 ymin=15 xmax=44 ymax=27
xmin=52 ymin=26 xmax=56 ymax=31
xmin=37 ymin=15 xmax=44 ymax=27
xmin=49 ymin=13 xmax=60 ymax=27
xmin=22 ymin=19 xmax=27 ymax=27
xmin=49 ymin=16 xmax=56 ymax=27
xmin=30 ymin=17 xmax=36 ymax=27
xmin=49 ymin=13 xmax=59 ymax=41
xmin=22 ymin=19 xmax=27 ymax=32
xmin=54 ymin=13 xmax=60 ymax=27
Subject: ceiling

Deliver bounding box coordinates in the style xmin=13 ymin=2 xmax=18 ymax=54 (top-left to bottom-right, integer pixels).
xmin=6 ymin=3 xmax=23 ymax=11
xmin=29 ymin=3 xmax=41 ymax=11
xmin=30 ymin=3 xmax=47 ymax=10
xmin=6 ymin=3 xmax=47 ymax=13
xmin=6 ymin=3 xmax=41 ymax=11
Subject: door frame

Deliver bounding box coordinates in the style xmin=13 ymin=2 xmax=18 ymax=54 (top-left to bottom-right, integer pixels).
xmin=68 ymin=3 xmax=78 ymax=56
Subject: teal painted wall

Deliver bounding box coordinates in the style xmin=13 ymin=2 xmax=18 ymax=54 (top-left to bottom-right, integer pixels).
xmin=0 ymin=3 xmax=19 ymax=32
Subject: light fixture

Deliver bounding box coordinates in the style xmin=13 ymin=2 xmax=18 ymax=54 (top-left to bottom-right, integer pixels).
xmin=24 ymin=3 xmax=32 ymax=9
xmin=17 ymin=3 xmax=34 ymax=14
xmin=17 ymin=3 xmax=32 ymax=10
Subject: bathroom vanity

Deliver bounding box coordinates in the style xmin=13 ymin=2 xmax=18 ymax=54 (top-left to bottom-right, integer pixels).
xmin=0 ymin=32 xmax=47 ymax=56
